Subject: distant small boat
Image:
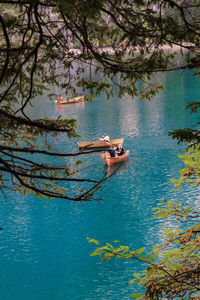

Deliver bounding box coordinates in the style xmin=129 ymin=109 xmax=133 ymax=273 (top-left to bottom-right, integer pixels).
xmin=54 ymin=96 xmax=84 ymax=104
xmin=78 ymin=138 xmax=124 ymax=149
xmin=101 ymin=150 xmax=129 ymax=167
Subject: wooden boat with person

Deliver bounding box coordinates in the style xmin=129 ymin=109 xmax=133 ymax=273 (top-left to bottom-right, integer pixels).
xmin=54 ymin=95 xmax=84 ymax=104
xmin=101 ymin=150 xmax=129 ymax=167
xmin=78 ymin=138 xmax=124 ymax=150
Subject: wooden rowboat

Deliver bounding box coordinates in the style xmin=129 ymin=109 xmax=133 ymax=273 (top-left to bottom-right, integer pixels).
xmin=54 ymin=95 xmax=84 ymax=104
xmin=78 ymin=138 xmax=124 ymax=149
xmin=101 ymin=150 xmax=129 ymax=167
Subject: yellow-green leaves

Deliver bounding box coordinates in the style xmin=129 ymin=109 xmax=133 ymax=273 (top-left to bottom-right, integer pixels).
xmin=86 ymin=237 xmax=100 ymax=245
xmin=87 ymin=238 xmax=147 ymax=263
xmin=171 ymin=146 xmax=200 ymax=190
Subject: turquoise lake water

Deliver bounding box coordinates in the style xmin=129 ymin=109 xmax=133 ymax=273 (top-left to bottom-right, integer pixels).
xmin=1 ymin=70 xmax=200 ymax=299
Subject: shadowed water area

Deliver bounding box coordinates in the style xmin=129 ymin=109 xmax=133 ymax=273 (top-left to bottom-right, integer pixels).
xmin=1 ymin=70 xmax=200 ymax=299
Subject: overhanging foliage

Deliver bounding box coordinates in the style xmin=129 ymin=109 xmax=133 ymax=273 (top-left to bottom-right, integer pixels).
xmin=0 ymin=0 xmax=200 ymax=199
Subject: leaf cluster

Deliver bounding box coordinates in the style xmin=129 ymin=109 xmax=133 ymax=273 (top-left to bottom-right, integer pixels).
xmin=171 ymin=145 xmax=200 ymax=190
xmin=88 ymin=200 xmax=200 ymax=299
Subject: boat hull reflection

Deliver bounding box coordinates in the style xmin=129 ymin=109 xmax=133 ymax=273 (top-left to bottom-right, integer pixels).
xmin=104 ymin=158 xmax=130 ymax=175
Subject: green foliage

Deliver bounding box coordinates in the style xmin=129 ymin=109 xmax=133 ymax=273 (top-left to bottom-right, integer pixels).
xmin=152 ymin=200 xmax=193 ymax=220
xmin=140 ymin=83 xmax=166 ymax=101
xmin=171 ymin=146 xmax=200 ymax=190
xmin=86 ymin=237 xmax=100 ymax=245
xmin=169 ymin=128 xmax=200 ymax=146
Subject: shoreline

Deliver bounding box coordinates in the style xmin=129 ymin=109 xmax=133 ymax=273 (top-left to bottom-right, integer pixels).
xmin=69 ymin=43 xmax=191 ymax=55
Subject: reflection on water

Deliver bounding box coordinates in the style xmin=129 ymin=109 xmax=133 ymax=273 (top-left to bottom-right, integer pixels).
xmin=119 ymin=96 xmax=140 ymax=137
xmin=104 ymin=158 xmax=130 ymax=175
xmin=54 ymin=101 xmax=85 ymax=117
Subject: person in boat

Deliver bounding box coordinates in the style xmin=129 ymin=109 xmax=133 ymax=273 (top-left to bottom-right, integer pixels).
xmin=99 ymin=134 xmax=110 ymax=142
xmin=116 ymin=145 xmax=125 ymax=156
xmin=108 ymin=146 xmax=116 ymax=157
xmin=57 ymin=96 xmax=63 ymax=102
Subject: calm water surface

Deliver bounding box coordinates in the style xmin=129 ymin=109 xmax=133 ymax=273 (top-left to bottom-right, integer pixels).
xmin=1 ymin=70 xmax=200 ymax=299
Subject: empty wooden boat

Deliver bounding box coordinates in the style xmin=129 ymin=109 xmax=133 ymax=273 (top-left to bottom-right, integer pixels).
xmin=101 ymin=150 xmax=129 ymax=167
xmin=78 ymin=138 xmax=124 ymax=149
xmin=55 ymin=95 xmax=84 ymax=104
